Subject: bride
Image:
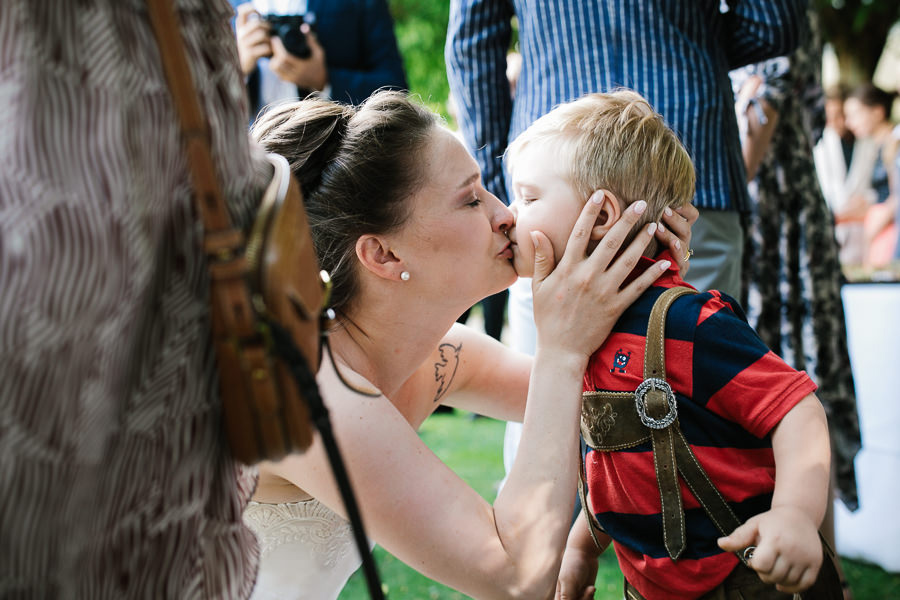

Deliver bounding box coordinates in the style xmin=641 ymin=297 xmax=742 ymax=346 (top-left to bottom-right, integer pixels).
xmin=243 ymin=91 xmax=695 ymax=599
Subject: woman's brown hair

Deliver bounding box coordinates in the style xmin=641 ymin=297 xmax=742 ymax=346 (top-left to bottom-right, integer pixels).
xmin=251 ymin=91 xmax=438 ymax=314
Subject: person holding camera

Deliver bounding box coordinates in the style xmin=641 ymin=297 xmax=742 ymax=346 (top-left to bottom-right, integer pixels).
xmin=233 ymin=0 xmax=407 ymax=118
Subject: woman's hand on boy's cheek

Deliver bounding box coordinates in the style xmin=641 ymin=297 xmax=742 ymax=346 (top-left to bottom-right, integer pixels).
xmin=657 ymin=203 xmax=698 ymax=273
xmin=718 ymin=506 xmax=822 ymax=593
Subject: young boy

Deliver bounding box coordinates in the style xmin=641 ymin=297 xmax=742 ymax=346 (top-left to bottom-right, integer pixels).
xmin=505 ymin=91 xmax=832 ymax=599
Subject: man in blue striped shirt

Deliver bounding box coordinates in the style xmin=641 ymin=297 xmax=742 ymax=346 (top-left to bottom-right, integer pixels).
xmin=446 ymin=0 xmax=807 ymax=300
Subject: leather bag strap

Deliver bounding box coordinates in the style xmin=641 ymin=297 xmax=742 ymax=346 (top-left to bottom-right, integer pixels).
xmin=147 ymin=0 xmax=236 ymax=236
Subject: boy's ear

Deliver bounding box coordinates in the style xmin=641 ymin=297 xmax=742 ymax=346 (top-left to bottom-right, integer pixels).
xmin=590 ymin=189 xmax=623 ymax=240
xmin=356 ymin=234 xmax=404 ymax=280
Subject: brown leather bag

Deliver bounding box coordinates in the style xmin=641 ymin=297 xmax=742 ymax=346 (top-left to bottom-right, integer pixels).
xmin=148 ymin=0 xmax=328 ymax=465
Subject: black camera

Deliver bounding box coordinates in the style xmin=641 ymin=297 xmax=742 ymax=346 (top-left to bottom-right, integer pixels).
xmin=263 ymin=13 xmax=317 ymax=59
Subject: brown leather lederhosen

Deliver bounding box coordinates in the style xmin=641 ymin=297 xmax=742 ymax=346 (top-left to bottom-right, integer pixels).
xmin=578 ymin=287 xmax=842 ymax=600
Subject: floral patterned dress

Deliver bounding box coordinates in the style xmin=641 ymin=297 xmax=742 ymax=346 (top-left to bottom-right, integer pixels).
xmin=731 ymin=15 xmax=860 ymax=509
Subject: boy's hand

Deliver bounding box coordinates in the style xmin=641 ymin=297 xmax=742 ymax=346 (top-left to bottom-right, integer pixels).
xmin=555 ymin=548 xmax=599 ymax=600
xmin=718 ymin=506 xmax=823 ymax=593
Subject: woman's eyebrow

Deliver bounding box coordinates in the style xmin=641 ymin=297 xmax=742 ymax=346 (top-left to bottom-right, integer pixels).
xmin=456 ymin=172 xmax=480 ymax=191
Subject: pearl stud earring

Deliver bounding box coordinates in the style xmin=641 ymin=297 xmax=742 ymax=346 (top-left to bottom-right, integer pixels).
xmin=400 ymin=271 xmax=410 ymax=281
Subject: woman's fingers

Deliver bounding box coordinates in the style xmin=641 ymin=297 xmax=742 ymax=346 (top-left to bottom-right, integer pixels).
xmin=656 ymin=203 xmax=696 ymax=272
xmin=589 ymin=197 xmax=650 ymax=274
xmin=530 ymin=230 xmax=557 ymax=284
xmin=556 ymin=191 xmax=610 ymax=270
xmin=598 ymin=206 xmax=656 ymax=283
xmin=617 ymin=246 xmax=670 ymax=306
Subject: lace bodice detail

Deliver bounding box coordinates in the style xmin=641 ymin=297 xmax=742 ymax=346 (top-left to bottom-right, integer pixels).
xmin=244 ymin=499 xmax=360 ymax=600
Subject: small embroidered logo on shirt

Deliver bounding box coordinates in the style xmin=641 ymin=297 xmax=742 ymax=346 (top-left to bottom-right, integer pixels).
xmin=610 ymin=348 xmax=632 ymax=374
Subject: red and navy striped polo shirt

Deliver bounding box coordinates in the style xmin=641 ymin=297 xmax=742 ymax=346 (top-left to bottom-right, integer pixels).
xmin=582 ymin=253 xmax=817 ymax=600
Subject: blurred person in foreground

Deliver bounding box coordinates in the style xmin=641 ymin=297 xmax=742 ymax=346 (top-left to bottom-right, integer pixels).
xmin=0 ymin=1 xmax=273 ymax=596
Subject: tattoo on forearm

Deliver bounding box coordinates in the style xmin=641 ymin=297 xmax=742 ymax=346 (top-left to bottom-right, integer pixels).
xmin=433 ymin=342 xmax=461 ymax=403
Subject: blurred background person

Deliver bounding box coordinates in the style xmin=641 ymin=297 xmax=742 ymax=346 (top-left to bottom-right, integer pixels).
xmin=814 ymin=85 xmax=858 ymax=215
xmin=837 ymin=83 xmax=899 ymax=266
xmin=731 ymin=11 xmax=861 ymax=597
xmin=233 ymin=0 xmax=407 ymax=119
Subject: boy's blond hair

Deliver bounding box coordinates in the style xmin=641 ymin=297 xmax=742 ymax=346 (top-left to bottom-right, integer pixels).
xmin=506 ymin=90 xmax=695 ymax=244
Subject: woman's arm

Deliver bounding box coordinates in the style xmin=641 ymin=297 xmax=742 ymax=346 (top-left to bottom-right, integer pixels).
xmin=434 ymin=323 xmax=532 ymax=421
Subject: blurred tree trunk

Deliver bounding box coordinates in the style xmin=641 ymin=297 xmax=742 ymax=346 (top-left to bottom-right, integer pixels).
xmin=814 ymin=0 xmax=899 ymax=86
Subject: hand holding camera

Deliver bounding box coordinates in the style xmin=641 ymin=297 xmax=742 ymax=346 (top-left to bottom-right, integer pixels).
xmin=235 ymin=3 xmax=327 ymax=91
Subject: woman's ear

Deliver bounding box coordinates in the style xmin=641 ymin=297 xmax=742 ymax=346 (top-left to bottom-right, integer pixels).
xmin=356 ymin=235 xmax=405 ymax=281
xmin=590 ymin=189 xmax=623 ymax=240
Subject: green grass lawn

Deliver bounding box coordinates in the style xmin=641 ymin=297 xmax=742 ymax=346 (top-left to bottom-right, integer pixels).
xmin=338 ymin=411 xmax=900 ymax=599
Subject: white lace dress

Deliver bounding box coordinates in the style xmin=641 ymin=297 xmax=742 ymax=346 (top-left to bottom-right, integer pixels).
xmin=244 ymin=499 xmax=361 ymax=600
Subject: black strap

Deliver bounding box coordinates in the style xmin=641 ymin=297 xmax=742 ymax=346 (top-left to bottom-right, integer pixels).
xmin=268 ymin=319 xmax=385 ymax=599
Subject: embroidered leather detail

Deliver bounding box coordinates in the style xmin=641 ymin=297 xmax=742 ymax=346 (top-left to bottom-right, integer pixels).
xmin=582 ymin=401 xmax=617 ymax=446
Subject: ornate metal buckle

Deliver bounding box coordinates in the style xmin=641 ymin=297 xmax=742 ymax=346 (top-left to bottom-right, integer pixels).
xmin=634 ymin=377 xmax=677 ymax=429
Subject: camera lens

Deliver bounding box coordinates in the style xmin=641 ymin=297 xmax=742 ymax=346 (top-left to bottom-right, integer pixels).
xmin=281 ymin=28 xmax=310 ymax=59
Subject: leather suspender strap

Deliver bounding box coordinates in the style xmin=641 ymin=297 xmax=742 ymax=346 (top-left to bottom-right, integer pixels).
xmin=578 ymin=437 xmax=609 ymax=550
xmin=580 ymin=287 xmax=747 ymax=561
xmin=641 ymin=286 xmax=695 ymax=560
xmin=642 ymin=288 xmax=748 ymax=564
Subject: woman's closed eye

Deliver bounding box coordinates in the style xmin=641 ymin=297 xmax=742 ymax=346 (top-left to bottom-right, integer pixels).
xmin=467 ymin=193 xmax=482 ymax=207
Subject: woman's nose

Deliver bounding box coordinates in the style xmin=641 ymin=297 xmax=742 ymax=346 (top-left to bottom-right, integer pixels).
xmin=492 ymin=197 xmax=515 ymax=233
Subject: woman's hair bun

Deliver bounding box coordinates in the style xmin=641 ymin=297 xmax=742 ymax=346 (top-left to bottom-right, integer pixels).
xmin=250 ymin=100 xmax=355 ymax=197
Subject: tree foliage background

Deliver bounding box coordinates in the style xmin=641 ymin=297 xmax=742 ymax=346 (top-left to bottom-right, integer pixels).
xmin=813 ymin=0 xmax=900 ymax=85
xmin=388 ymin=0 xmax=452 ymax=119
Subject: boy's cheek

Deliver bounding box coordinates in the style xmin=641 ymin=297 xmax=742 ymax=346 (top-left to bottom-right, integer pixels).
xmin=511 ymin=248 xmax=533 ymax=278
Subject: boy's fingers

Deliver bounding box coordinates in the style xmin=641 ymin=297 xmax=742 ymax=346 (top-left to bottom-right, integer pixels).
xmin=795 ymin=566 xmax=818 ymax=592
xmin=717 ymin=521 xmax=758 ymax=553
xmin=779 ymin=564 xmax=805 ymax=590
